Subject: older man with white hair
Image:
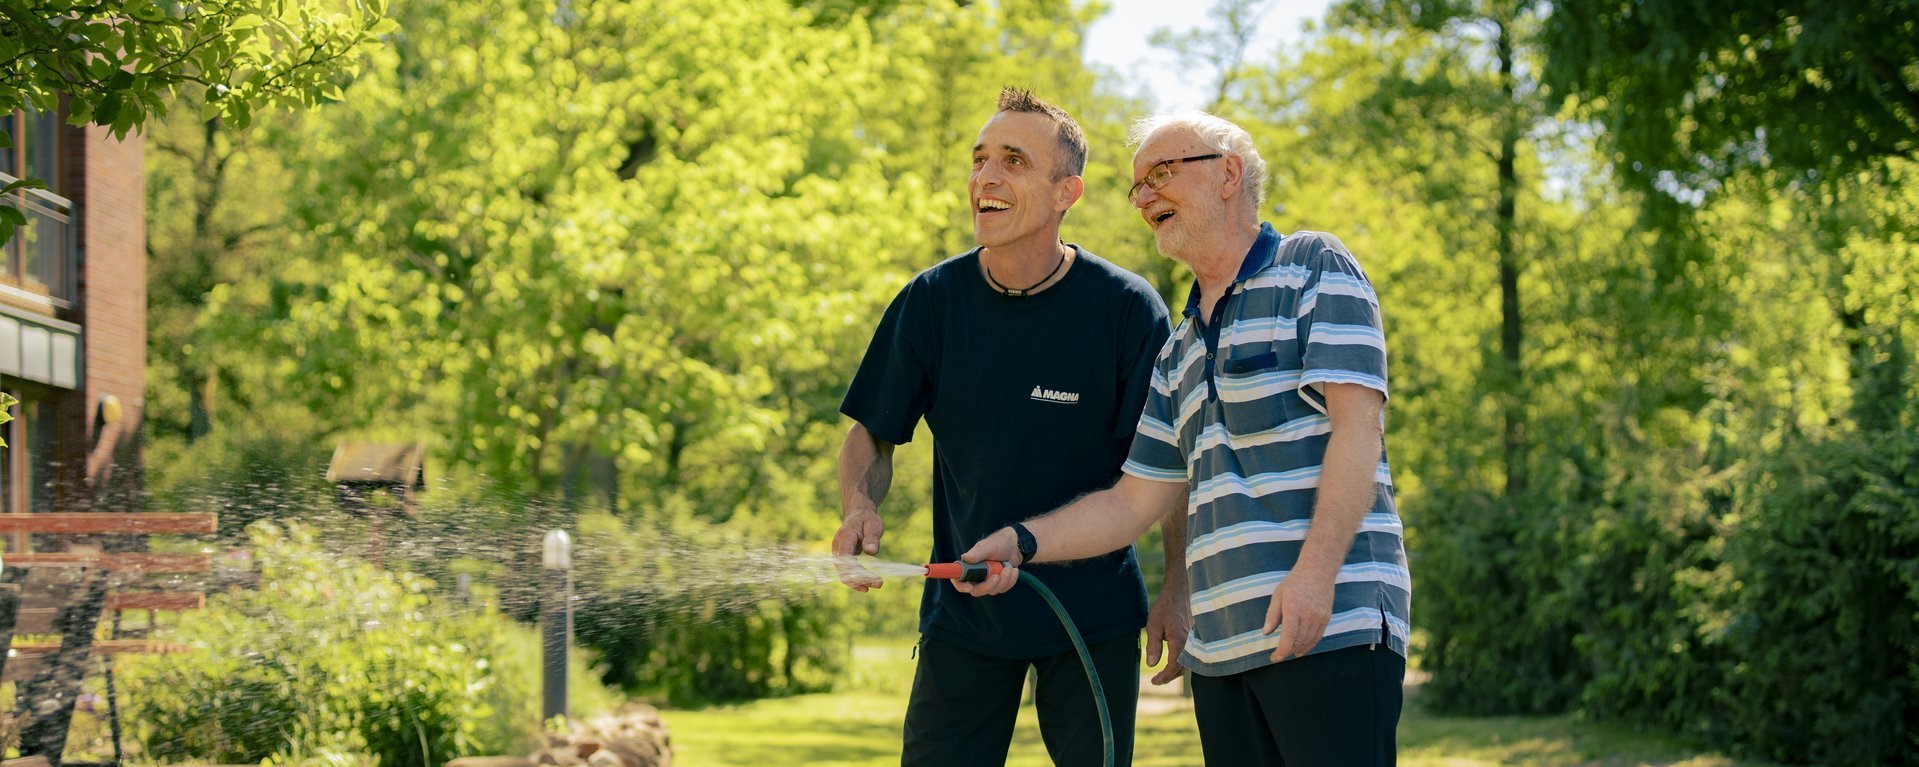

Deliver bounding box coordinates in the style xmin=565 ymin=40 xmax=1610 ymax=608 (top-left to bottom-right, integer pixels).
xmin=960 ymin=112 xmax=1409 ymax=766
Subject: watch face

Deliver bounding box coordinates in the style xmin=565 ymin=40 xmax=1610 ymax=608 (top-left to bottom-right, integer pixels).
xmin=1015 ymin=525 xmax=1037 ymax=559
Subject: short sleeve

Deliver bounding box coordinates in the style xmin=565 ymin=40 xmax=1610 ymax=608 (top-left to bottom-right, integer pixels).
xmin=1295 ymin=234 xmax=1388 ymax=414
xmin=840 ymin=279 xmax=937 ymax=445
xmin=1113 ymin=288 xmax=1173 ymax=439
xmin=1122 ymin=330 xmax=1188 ymax=483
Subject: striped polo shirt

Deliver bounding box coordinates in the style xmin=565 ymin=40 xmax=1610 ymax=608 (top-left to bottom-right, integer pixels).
xmin=1122 ymin=223 xmax=1411 ymax=677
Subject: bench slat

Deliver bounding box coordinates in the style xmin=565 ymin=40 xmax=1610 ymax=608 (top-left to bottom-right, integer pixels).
xmin=104 ymin=592 xmax=204 ymax=611
xmin=5 ymin=552 xmax=211 ymax=573
xmin=9 ymin=639 xmax=189 ymax=655
xmin=0 ymin=513 xmax=216 ymax=534
xmin=7 ymin=594 xmax=204 ymax=634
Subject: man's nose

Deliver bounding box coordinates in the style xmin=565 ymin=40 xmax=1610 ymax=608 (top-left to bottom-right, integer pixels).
xmin=1132 ymin=182 xmax=1158 ymax=209
xmin=975 ymin=162 xmax=1005 ymax=186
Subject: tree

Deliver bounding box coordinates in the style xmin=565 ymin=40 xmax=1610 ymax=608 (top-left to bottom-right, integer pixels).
xmin=146 ymin=93 xmax=297 ymax=446
xmin=1149 ymin=0 xmax=1273 ymax=112
xmin=208 ymin=0 xmax=932 ymax=695
xmin=138 ymin=0 xmax=1203 ymax=700
xmin=1242 ymin=4 xmax=1919 ymax=744
xmin=1239 ymin=0 xmax=1767 ymax=717
xmin=1241 ymin=3 xmax=1581 ymax=709
xmin=0 ymin=0 xmax=393 ymax=239
xmin=1319 ymin=0 xmax=1552 ymax=499
xmin=0 ymin=0 xmax=394 ymax=131
xmin=1541 ymin=0 xmax=1919 ymax=413
xmin=1541 ymin=0 xmax=1919 ymax=191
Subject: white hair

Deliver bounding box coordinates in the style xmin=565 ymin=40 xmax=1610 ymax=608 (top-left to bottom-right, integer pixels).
xmin=1126 ymin=111 xmax=1266 ymax=210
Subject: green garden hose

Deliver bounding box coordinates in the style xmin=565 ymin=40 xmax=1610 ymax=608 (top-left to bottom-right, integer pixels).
xmin=922 ymin=560 xmax=1113 ymax=767
xmin=1021 ymin=569 xmax=1114 ymax=767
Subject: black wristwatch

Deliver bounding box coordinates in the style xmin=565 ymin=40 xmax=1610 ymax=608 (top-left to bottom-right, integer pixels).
xmin=1011 ymin=522 xmax=1038 ymax=564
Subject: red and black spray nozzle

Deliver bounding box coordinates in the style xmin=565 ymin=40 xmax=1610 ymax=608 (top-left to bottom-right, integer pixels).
xmin=924 ymin=561 xmax=1006 ymax=583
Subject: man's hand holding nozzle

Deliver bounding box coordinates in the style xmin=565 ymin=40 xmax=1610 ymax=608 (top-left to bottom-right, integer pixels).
xmin=832 ymin=508 xmax=885 ymax=591
xmin=955 ymin=527 xmax=1023 ymax=596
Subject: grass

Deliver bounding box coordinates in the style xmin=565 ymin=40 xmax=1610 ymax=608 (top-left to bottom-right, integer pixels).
xmin=664 ymin=636 xmax=1775 ymax=767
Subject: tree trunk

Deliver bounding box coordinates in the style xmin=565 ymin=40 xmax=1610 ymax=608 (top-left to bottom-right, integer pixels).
xmin=1496 ymin=20 xmax=1527 ymax=498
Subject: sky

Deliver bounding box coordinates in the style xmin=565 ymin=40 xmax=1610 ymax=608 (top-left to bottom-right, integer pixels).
xmin=1083 ymin=0 xmax=1333 ymax=112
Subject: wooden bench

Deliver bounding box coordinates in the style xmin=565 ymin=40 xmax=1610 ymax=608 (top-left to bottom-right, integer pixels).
xmin=0 ymin=513 xmax=216 ymax=534
xmin=5 ymin=552 xmax=211 ymax=572
xmin=2 ymin=512 xmax=216 ymax=767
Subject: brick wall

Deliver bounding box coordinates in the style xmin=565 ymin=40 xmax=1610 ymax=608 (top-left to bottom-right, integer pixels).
xmin=75 ymin=125 xmax=146 ymax=508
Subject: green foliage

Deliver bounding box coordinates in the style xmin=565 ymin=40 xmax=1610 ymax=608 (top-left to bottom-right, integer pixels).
xmin=130 ymin=0 xmax=1919 ymax=763
xmin=121 ymin=521 xmax=616 ymax=765
xmin=1541 ymin=0 xmax=1919 ymax=189
xmin=144 ymin=87 xmax=304 ymax=451
xmin=1240 ymin=9 xmax=1919 ymax=765
xmin=1414 ymin=493 xmax=1579 ymax=714
xmin=0 ymin=0 xmax=393 ymax=244
xmin=0 ymin=389 xmax=14 ymax=447
xmin=565 ymin=511 xmax=853 ymax=705
xmin=1706 ymin=401 xmax=1919 ymax=765
xmin=143 ymin=404 xmax=337 ymax=536
xmin=0 ymin=0 xmax=393 ymax=134
xmin=148 ymin=0 xmax=1147 ymax=702
xmin=235 ymin=0 xmax=944 ymax=513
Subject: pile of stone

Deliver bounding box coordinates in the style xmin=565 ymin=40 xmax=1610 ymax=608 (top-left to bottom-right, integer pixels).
xmin=448 ymin=703 xmax=672 ymax=767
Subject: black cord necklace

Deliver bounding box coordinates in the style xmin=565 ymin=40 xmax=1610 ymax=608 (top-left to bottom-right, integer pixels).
xmin=985 ymin=248 xmax=1068 ymax=297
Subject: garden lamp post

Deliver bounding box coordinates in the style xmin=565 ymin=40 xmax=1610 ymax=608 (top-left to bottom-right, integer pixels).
xmin=542 ymin=529 xmax=572 ymax=724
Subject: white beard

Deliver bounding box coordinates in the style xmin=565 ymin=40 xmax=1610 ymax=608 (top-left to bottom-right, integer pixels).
xmin=1154 ymin=202 xmax=1224 ymax=265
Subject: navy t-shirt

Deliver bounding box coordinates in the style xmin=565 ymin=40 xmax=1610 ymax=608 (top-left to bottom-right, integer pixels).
xmin=841 ymin=245 xmax=1172 ymax=658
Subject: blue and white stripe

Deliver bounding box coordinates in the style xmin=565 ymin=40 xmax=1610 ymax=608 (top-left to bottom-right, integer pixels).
xmin=1121 ymin=226 xmax=1411 ymax=677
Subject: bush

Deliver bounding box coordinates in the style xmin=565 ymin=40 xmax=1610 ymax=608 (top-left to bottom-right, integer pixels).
xmin=1710 ymin=418 xmax=1919 ymax=765
xmin=143 ymin=408 xmax=338 ymax=539
xmin=567 ymin=511 xmax=852 ymax=705
xmin=1419 ymin=396 xmax=1919 ymax=766
xmin=122 ymin=522 xmax=616 ymax=765
xmin=1416 ymin=486 xmax=1584 ymax=715
xmin=374 ymin=487 xmax=857 ymax=708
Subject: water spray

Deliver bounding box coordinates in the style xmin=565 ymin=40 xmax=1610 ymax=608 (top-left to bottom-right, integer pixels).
xmin=917 ymin=560 xmax=1114 ymax=767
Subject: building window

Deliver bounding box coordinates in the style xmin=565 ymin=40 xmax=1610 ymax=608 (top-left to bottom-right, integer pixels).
xmin=0 ymin=106 xmax=60 ymax=195
xmin=0 ymin=104 xmax=76 ymax=309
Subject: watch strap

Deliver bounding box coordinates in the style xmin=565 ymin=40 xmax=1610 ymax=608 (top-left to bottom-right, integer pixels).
xmin=1011 ymin=522 xmax=1038 ymax=564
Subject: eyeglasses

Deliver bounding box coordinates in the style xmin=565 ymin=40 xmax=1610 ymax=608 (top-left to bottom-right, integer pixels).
xmin=1128 ymin=153 xmax=1223 ymax=204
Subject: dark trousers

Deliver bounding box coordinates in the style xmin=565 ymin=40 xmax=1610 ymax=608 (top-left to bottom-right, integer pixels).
xmin=901 ymin=633 xmax=1140 ymax=767
xmin=1189 ymin=644 xmax=1405 ymax=767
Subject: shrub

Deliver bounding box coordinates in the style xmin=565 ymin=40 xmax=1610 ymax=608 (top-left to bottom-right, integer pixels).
xmin=1416 ymin=488 xmax=1583 ymax=715
xmin=122 ymin=522 xmax=615 ymax=765
xmin=567 ymin=511 xmax=852 ymax=705
xmin=1710 ymin=418 xmax=1919 ymax=765
xmin=1419 ymin=397 xmax=1919 ymax=766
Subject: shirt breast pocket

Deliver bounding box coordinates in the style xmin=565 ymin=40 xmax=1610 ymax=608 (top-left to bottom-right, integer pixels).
xmin=1216 ymin=349 xmax=1303 ymax=438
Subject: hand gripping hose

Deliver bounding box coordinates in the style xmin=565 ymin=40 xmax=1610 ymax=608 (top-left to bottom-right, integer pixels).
xmin=924 ymin=561 xmax=1113 ymax=767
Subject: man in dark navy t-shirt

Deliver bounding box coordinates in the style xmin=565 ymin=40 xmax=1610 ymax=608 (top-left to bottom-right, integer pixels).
xmin=832 ymin=88 xmax=1179 ymax=766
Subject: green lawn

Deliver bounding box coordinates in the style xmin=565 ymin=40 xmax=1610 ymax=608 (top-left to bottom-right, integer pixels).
xmin=664 ymin=637 xmax=1772 ymax=767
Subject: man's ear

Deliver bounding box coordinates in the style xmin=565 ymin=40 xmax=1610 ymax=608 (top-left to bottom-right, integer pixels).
xmin=1219 ymin=154 xmax=1244 ymax=202
xmin=1056 ymin=174 xmax=1085 ymax=214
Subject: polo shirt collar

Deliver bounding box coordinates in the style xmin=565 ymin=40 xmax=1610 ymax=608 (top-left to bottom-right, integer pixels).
xmin=1181 ymin=222 xmax=1282 ymax=318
